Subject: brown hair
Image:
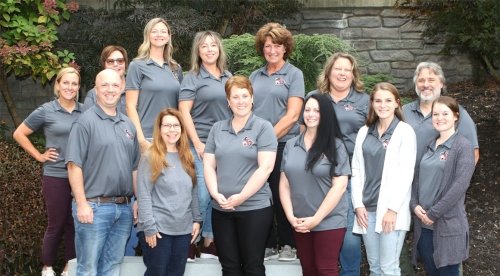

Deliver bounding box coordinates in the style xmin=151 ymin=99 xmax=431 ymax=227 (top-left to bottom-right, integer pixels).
xmin=366 ymin=82 xmax=404 ymax=127
xmin=99 ymin=45 xmax=129 ymax=70
xmin=432 ymin=96 xmax=460 ymax=121
xmin=189 ymin=31 xmax=228 ymax=74
xmin=317 ymin=52 xmax=364 ymax=93
xmin=255 ymin=22 xmax=294 ymax=60
xmin=224 ymin=75 xmax=254 ymax=99
xmin=148 ymin=108 xmax=195 ymax=184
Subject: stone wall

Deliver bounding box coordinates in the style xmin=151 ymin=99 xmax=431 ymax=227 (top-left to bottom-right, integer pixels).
xmin=0 ymin=5 xmax=475 ymax=127
xmin=285 ymin=7 xmax=473 ymax=92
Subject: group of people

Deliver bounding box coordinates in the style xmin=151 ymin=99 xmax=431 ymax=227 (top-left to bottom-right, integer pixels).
xmin=13 ymin=17 xmax=478 ymax=276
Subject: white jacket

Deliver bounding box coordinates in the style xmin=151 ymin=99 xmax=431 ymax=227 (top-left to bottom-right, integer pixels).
xmin=351 ymin=122 xmax=417 ymax=234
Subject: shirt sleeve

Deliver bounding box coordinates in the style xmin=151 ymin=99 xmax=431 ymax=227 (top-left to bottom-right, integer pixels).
xmin=24 ymin=104 xmax=47 ymax=132
xmin=204 ymin=122 xmax=218 ymax=154
xmin=136 ymin=155 xmax=159 ymax=236
xmin=257 ymin=121 xmax=278 ymax=152
xmin=287 ymin=67 xmax=305 ymax=99
xmin=457 ymin=105 xmax=479 ymax=149
xmin=179 ymin=72 xmax=197 ymax=101
xmin=125 ymin=61 xmax=142 ymax=90
xmin=334 ymin=138 xmax=351 ymax=177
xmin=82 ymin=88 xmax=96 ymax=111
xmin=65 ymin=121 xmax=89 ymax=168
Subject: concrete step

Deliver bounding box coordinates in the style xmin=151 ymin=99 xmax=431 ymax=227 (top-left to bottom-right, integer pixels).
xmin=67 ymin=256 xmax=302 ymax=275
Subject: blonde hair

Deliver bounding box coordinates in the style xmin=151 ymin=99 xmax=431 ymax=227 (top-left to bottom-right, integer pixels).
xmin=317 ymin=53 xmax=364 ymax=93
xmin=189 ymin=31 xmax=228 ymax=75
xmin=54 ymin=67 xmax=80 ymax=100
xmin=135 ymin=18 xmax=179 ymax=71
xmin=148 ymin=108 xmax=195 ymax=184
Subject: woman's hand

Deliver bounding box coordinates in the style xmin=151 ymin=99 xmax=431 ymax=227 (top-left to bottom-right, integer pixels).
xmin=213 ymin=193 xmax=233 ymax=210
xmin=132 ymin=200 xmax=138 ymax=225
xmin=146 ymin=232 xmax=162 ymax=248
xmin=139 ymin=139 xmax=151 ymax=153
xmin=355 ymin=207 xmax=368 ymax=229
xmin=414 ymin=205 xmax=427 ymax=221
xmin=222 ymin=194 xmax=244 ymax=210
xmin=294 ymin=216 xmax=320 ymax=233
xmin=194 ymin=142 xmax=205 ymax=160
xmin=190 ymin=222 xmax=201 ymax=244
xmin=38 ymin=148 xmax=59 ymax=163
xmin=421 ymin=214 xmax=434 ymax=226
xmin=382 ymin=209 xmax=397 ymax=233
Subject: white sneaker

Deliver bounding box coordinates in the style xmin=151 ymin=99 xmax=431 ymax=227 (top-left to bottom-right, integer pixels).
xmin=41 ymin=267 xmax=56 ymax=276
xmin=264 ymin=248 xmax=279 ymax=261
xmin=278 ymin=245 xmax=297 ymax=261
xmin=61 ymin=271 xmax=69 ymax=276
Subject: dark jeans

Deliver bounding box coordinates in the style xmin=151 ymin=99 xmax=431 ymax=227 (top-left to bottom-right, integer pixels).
xmin=266 ymin=142 xmax=295 ymax=249
xmin=418 ymin=228 xmax=459 ymax=276
xmin=41 ymin=175 xmax=75 ymax=265
xmin=139 ymin=231 xmax=191 ymax=276
xmin=213 ymin=207 xmax=273 ymax=276
xmin=294 ymin=228 xmax=346 ymax=276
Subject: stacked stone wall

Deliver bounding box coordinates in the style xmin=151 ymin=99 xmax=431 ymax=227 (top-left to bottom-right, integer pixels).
xmin=285 ymin=7 xmax=473 ymax=92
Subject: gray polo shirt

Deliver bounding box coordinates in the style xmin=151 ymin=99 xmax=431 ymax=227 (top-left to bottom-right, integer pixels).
xmin=418 ymin=132 xmax=458 ymax=229
xmin=403 ymin=100 xmax=478 ymax=157
xmin=137 ymin=152 xmax=202 ymax=236
xmin=362 ymin=118 xmax=400 ymax=212
xmin=281 ymin=134 xmax=351 ymax=231
xmin=125 ymin=59 xmax=183 ymax=138
xmin=83 ymin=87 xmax=127 ymax=115
xmin=306 ymin=88 xmax=369 ymax=158
xmin=205 ymin=113 xmax=278 ymax=212
xmin=249 ymin=62 xmax=305 ymax=143
xmin=24 ymin=99 xmax=83 ymax=178
xmin=179 ymin=66 xmax=232 ymax=142
xmin=65 ymin=105 xmax=140 ymax=198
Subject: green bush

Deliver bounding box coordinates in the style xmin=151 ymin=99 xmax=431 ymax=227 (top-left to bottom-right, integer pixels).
xmin=0 ymin=137 xmax=46 ymax=275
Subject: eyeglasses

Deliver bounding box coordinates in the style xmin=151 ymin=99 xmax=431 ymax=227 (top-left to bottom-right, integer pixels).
xmin=105 ymin=58 xmax=125 ymax=66
xmin=161 ymin=123 xmax=181 ymax=130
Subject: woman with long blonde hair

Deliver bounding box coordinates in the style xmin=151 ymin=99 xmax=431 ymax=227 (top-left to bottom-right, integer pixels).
xmin=126 ymin=18 xmax=183 ymax=153
xmin=137 ymin=108 xmax=201 ymax=276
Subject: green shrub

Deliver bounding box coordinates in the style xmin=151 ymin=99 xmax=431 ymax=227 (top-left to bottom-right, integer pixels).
xmin=0 ymin=138 xmax=46 ymax=275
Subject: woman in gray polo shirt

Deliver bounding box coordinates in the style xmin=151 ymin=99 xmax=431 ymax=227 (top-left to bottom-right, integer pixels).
xmin=351 ymin=82 xmax=416 ymax=275
xmin=249 ymin=22 xmax=305 ymax=261
xmin=137 ymin=108 xmax=202 ymax=276
xmin=126 ymin=18 xmax=183 ymax=153
xmin=280 ymin=94 xmax=351 ymax=275
xmin=179 ymin=30 xmax=232 ymax=260
xmin=410 ymin=96 xmax=475 ymax=276
xmin=83 ymin=45 xmax=128 ymax=114
xmin=204 ymin=76 xmax=277 ymax=275
xmin=13 ymin=67 xmax=82 ymax=276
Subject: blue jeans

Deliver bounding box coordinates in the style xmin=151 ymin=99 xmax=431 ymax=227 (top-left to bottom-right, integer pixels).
xmin=417 ymin=228 xmax=459 ymax=276
xmin=340 ymin=181 xmax=362 ymax=276
xmin=72 ymin=201 xmax=133 ymax=276
xmin=363 ymin=212 xmax=406 ymax=276
xmin=191 ymin=146 xmax=213 ymax=239
xmin=125 ymin=196 xmax=139 ymax=256
xmin=139 ymin=231 xmax=191 ymax=276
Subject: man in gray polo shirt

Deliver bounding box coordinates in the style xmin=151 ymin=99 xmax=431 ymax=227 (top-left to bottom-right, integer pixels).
xmin=403 ymin=62 xmax=479 ymax=164
xmin=66 ymin=69 xmax=140 ymax=275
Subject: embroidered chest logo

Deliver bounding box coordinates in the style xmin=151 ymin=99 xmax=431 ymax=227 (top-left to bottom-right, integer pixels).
xmin=242 ymin=136 xmax=254 ymax=147
xmin=439 ymin=150 xmax=448 ymax=161
xmin=275 ymin=77 xmax=286 ymax=86
xmin=381 ymin=138 xmax=390 ymax=150
xmin=124 ymin=129 xmax=134 ymax=140
xmin=344 ymin=103 xmax=354 ymax=111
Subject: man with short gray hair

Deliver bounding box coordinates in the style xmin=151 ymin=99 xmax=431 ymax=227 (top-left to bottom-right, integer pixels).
xmin=403 ymin=61 xmax=479 ymax=163
xmin=66 ymin=69 xmax=140 ymax=275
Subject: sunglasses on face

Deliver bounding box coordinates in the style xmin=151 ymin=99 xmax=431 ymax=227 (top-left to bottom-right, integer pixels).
xmin=105 ymin=58 xmax=125 ymax=66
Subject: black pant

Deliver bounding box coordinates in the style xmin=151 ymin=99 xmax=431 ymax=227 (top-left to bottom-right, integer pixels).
xmin=212 ymin=207 xmax=273 ymax=276
xmin=266 ymin=142 xmax=295 ymax=248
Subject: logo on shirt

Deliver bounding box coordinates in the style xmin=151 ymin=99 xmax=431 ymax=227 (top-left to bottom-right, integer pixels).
xmin=344 ymin=104 xmax=354 ymax=111
xmin=439 ymin=150 xmax=448 ymax=161
xmin=242 ymin=136 xmax=254 ymax=148
xmin=275 ymin=77 xmax=286 ymax=86
xmin=124 ymin=129 xmax=135 ymax=140
xmin=381 ymin=138 xmax=390 ymax=150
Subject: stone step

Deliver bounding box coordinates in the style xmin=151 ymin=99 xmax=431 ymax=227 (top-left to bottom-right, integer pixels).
xmin=67 ymin=256 xmax=302 ymax=275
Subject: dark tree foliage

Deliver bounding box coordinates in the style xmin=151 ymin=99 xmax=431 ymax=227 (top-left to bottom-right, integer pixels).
xmin=396 ymin=0 xmax=500 ymax=82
